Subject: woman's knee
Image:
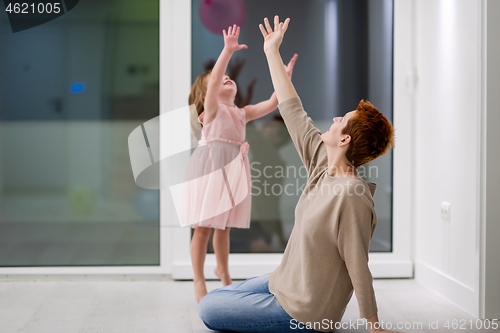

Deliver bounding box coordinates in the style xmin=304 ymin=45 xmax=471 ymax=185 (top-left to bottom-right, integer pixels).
xmin=198 ymin=292 xmax=220 ymax=329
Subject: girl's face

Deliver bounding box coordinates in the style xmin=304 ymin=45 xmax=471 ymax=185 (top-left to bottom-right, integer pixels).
xmin=205 ymin=73 xmax=238 ymax=100
xmin=320 ymin=110 xmax=356 ymax=147
xmin=221 ymin=74 xmax=237 ymax=94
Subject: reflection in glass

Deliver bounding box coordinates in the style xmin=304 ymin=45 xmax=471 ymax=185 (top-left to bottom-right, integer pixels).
xmin=191 ymin=0 xmax=394 ymax=253
xmin=0 ymin=0 xmax=160 ymax=266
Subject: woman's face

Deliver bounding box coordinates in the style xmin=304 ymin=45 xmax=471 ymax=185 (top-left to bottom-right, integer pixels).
xmin=320 ymin=110 xmax=356 ymax=147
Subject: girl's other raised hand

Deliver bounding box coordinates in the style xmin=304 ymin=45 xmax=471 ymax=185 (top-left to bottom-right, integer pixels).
xmin=285 ymin=54 xmax=298 ymax=79
xmin=223 ymin=24 xmax=248 ymax=53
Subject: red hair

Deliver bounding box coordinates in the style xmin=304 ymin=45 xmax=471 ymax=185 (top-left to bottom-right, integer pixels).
xmin=341 ymin=100 xmax=395 ymax=167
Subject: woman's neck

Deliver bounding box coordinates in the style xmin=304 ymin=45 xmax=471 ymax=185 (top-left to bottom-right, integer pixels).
xmin=325 ymin=149 xmax=358 ymax=178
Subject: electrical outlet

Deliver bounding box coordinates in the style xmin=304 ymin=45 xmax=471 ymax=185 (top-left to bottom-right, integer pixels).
xmin=441 ymin=202 xmax=451 ymax=222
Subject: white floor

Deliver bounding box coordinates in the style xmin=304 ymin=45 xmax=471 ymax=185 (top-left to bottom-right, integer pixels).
xmin=0 ymin=275 xmax=493 ymax=333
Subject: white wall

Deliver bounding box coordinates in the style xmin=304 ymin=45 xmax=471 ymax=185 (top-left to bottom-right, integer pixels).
xmin=412 ymin=0 xmax=481 ymax=316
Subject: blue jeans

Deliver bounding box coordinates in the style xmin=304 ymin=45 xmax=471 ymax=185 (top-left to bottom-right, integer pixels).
xmin=198 ymin=273 xmax=320 ymax=332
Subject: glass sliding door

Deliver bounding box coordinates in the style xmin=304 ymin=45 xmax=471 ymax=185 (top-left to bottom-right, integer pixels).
xmin=190 ymin=0 xmax=394 ymax=254
xmin=0 ymin=0 xmax=160 ymax=266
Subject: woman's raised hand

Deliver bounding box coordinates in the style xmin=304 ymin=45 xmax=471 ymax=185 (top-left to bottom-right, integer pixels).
xmin=259 ymin=15 xmax=290 ymax=54
xmin=223 ymin=24 xmax=248 ymax=53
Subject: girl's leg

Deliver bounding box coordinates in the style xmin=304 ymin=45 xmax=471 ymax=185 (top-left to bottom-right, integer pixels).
xmin=191 ymin=226 xmax=212 ymax=303
xmin=213 ymin=226 xmax=232 ymax=286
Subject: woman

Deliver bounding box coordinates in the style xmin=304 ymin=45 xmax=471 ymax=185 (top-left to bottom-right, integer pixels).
xmin=198 ymin=16 xmax=401 ymax=333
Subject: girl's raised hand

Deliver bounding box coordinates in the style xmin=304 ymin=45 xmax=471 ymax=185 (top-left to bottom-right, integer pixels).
xmin=223 ymin=24 xmax=248 ymax=53
xmin=259 ymin=15 xmax=290 ymax=54
xmin=285 ymin=54 xmax=298 ymax=79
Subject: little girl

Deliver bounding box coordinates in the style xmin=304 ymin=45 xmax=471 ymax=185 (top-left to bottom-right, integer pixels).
xmin=183 ymin=24 xmax=297 ymax=303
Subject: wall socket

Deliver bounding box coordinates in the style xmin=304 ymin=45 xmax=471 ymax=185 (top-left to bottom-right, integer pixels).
xmin=441 ymin=202 xmax=451 ymax=222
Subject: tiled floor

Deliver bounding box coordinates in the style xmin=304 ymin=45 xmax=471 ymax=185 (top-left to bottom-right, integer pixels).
xmin=0 ymin=275 xmax=494 ymax=333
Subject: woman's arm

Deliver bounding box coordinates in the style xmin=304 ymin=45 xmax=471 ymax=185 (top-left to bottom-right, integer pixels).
xmin=204 ymin=25 xmax=247 ymax=125
xmin=260 ymin=16 xmax=327 ymax=175
xmin=338 ymin=194 xmax=406 ymax=333
xmin=260 ymin=16 xmax=297 ymax=104
xmin=244 ymin=54 xmax=298 ymax=122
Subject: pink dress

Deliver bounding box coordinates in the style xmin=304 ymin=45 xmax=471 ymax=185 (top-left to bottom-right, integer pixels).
xmin=178 ymin=103 xmax=251 ymax=230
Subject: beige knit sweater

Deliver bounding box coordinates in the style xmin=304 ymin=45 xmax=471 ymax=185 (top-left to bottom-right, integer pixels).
xmin=268 ymin=97 xmax=378 ymax=332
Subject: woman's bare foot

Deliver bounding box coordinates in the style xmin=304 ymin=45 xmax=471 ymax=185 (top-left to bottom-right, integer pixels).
xmin=214 ymin=266 xmax=232 ymax=286
xmin=193 ymin=278 xmax=208 ymax=303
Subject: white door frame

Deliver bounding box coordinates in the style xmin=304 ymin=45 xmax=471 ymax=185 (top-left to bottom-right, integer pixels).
xmin=0 ymin=0 xmax=178 ymax=277
xmin=0 ymin=0 xmax=413 ymax=278
xmin=170 ymin=0 xmax=413 ymax=280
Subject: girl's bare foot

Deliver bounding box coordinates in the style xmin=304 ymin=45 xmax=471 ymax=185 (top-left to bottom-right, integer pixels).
xmin=194 ymin=278 xmax=208 ymax=303
xmin=214 ymin=266 xmax=232 ymax=286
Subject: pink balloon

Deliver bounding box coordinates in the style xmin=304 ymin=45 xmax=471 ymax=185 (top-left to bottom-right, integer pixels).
xmin=199 ymin=0 xmax=247 ymax=35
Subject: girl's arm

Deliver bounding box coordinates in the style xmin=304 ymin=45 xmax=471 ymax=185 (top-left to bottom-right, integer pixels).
xmin=204 ymin=25 xmax=247 ymax=125
xmin=243 ymin=54 xmax=298 ymax=122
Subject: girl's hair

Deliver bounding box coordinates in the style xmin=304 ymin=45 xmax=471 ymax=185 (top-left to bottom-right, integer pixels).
xmin=188 ymin=69 xmax=212 ymax=119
